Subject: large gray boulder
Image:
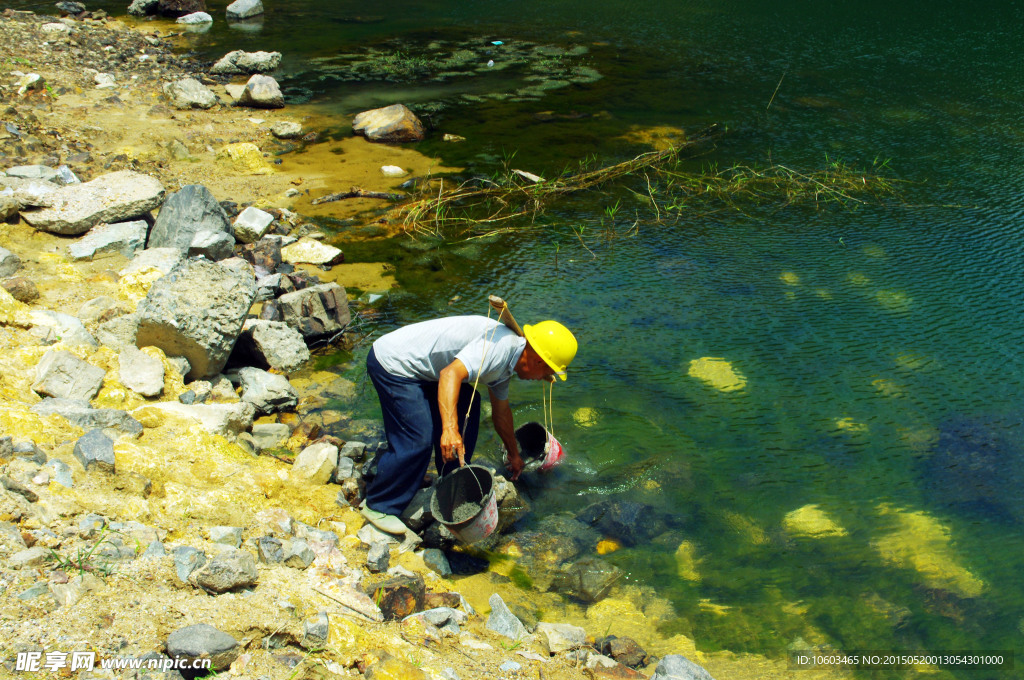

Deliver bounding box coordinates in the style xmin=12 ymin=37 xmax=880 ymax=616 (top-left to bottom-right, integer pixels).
xmin=352 ymin=104 xmax=426 ymax=143
xmin=148 ymin=185 xmax=231 ymax=252
xmin=68 ymin=220 xmax=148 ymax=261
xmin=226 ymin=0 xmax=263 ymax=19
xmin=210 ymin=50 xmax=280 ymax=75
xmin=651 ymin=655 xmax=716 ymax=680
xmin=163 ymin=77 xmax=218 ymax=110
xmin=32 ymin=350 xmax=106 ymax=401
xmin=237 ymin=75 xmax=284 ymax=109
xmin=135 ymin=259 xmax=257 ymax=379
xmin=21 ymin=171 xmax=164 ymax=235
xmin=276 ymin=283 xmax=351 ymax=340
xmin=234 ymin=319 xmax=310 ymax=372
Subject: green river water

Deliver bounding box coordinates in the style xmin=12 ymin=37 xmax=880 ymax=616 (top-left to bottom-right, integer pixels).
xmin=17 ymin=0 xmax=1024 ymax=676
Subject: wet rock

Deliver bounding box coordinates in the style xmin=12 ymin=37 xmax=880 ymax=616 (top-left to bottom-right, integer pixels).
xmin=371 ymin=573 xmax=426 ymax=620
xmin=256 ymin=535 xmax=284 ymax=563
xmin=421 ymin=548 xmax=452 ymax=577
xmin=277 ymin=283 xmax=351 ymax=340
xmin=366 ymin=539 xmax=390 ymax=573
xmin=232 ymin=206 xmax=274 ymax=244
xmin=134 ymin=402 xmax=255 ymax=439
xmin=301 ymin=611 xmax=329 ymax=650
xmin=550 ymin=556 xmax=622 ymax=603
xmin=0 ymin=247 xmax=20 ymax=278
xmin=73 ymin=429 xmax=115 ymax=473
xmin=235 ymin=366 xmax=298 ymax=414
xmin=135 ymin=258 xmax=257 ymax=379
xmin=21 ymin=171 xmax=164 ymax=236
xmin=271 ymin=121 xmax=304 ymax=139
xmin=576 ymin=499 xmax=666 ymax=547
xmin=176 ymin=11 xmax=212 ymax=24
xmin=148 ymin=185 xmax=231 ymax=252
xmin=211 ymin=50 xmax=281 ymax=75
xmin=281 ymin=237 xmax=343 ymax=266
xmin=238 ymin=74 xmax=284 ymax=109
xmin=598 ymin=636 xmax=648 ymax=668
xmin=486 ymin=593 xmax=527 ymax=640
xmin=188 ymin=229 xmax=235 ymax=261
xmin=192 ymin=549 xmax=258 ymax=593
xmin=352 ymin=104 xmax=426 ymax=143
xmin=68 ymin=220 xmax=148 ymax=261
xmin=128 ymin=0 xmax=159 ymax=14
xmin=421 ymin=521 xmax=458 ymax=551
xmin=234 ymin=319 xmax=310 ymax=373
xmin=340 ymin=440 xmax=368 ymax=461
xmin=1 ymin=277 xmax=40 ymax=304
xmin=119 ymin=346 xmax=165 ymax=397
xmin=163 ymin=77 xmax=218 ymax=110
xmin=29 ymin=310 xmax=97 ymax=347
xmin=166 ymin=623 xmax=239 ymax=671
xmin=32 ymin=350 xmax=105 ymax=401
xmin=208 ymin=526 xmax=243 ymax=548
xmin=290 ymin=441 xmax=338 ymax=484
xmin=924 ymin=414 xmax=1024 ymax=522
xmin=157 ymin=0 xmax=206 ymax=18
xmin=651 ymin=655 xmax=715 ymax=680
xmin=31 ymin=398 xmax=144 ymax=437
xmin=226 ymin=0 xmax=263 ymax=19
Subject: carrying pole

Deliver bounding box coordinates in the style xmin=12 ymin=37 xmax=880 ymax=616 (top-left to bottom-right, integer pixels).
xmin=488 ymin=295 xmax=524 ymax=337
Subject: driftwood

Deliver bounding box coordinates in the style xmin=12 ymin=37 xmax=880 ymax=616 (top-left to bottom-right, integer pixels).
xmin=310 ymin=187 xmax=404 ymax=205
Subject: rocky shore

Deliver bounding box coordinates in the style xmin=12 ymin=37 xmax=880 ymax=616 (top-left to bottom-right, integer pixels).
xmin=0 ymin=7 xmax=849 ymax=680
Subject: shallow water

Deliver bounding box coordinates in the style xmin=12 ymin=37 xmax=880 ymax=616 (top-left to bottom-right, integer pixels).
xmin=15 ymin=0 xmax=1024 ymax=675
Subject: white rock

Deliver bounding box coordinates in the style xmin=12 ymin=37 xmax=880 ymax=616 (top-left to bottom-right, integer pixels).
xmin=21 ymin=170 xmax=165 ymax=236
xmin=380 ymin=165 xmax=407 ymax=177
xmin=280 ymin=237 xmax=343 ymax=265
xmin=94 ymin=73 xmax=116 ymax=89
xmin=68 ymin=220 xmax=148 ymax=261
xmin=232 ymin=206 xmax=274 ymax=243
xmin=133 ymin=402 xmax=256 ymax=439
xmin=119 ymin=346 xmax=165 ymax=398
xmin=177 ymin=11 xmax=213 ymax=24
xmin=226 ymin=0 xmax=264 ymax=20
xmin=290 ymin=442 xmax=338 ymax=485
xmin=41 ymin=23 xmax=71 ymax=34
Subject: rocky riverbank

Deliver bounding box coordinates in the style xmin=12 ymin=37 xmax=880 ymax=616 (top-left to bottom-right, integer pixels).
xmin=0 ymin=7 xmax=852 ymax=680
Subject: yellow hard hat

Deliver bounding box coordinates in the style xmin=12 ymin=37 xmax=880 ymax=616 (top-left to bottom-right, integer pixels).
xmin=523 ymin=320 xmax=577 ymax=380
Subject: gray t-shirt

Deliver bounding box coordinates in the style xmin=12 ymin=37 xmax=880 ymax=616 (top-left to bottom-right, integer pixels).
xmin=373 ymin=315 xmax=526 ymax=400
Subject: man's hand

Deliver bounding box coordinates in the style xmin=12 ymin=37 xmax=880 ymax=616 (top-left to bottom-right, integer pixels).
xmin=440 ymin=426 xmax=466 ymax=466
xmin=505 ymin=450 xmax=524 ymax=481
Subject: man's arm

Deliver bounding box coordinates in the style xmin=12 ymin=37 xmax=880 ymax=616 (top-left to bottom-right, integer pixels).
xmin=438 ymin=358 xmax=470 ymax=465
xmin=489 ymin=389 xmax=523 ymax=481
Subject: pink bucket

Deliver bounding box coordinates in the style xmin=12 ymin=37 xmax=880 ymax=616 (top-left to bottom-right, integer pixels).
xmin=514 ymin=422 xmax=565 ymax=471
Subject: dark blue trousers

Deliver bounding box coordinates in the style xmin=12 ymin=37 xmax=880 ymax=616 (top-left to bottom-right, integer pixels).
xmin=365 ymin=347 xmax=481 ymax=516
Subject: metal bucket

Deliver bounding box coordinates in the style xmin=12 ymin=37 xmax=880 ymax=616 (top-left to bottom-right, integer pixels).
xmin=514 ymin=422 xmax=565 ymax=472
xmin=429 ymin=465 xmax=498 ymax=544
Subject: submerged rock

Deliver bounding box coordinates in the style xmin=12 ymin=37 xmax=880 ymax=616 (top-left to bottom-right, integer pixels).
xmin=550 ymin=556 xmax=621 ymax=603
xmin=352 ymin=104 xmax=426 ymax=143
xmin=651 ymin=655 xmax=716 ymax=680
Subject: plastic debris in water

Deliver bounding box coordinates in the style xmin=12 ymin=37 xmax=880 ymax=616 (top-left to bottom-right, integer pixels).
xmin=491 ymin=40 xmax=504 ymax=45
xmin=486 ymin=60 xmax=495 ymax=67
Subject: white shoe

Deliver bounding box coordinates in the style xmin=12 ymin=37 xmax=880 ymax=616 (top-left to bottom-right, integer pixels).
xmin=360 ymin=506 xmax=408 ymax=535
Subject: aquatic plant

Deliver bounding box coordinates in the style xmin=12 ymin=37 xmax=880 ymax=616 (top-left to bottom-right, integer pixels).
xmin=393 ymin=127 xmax=901 ymax=238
